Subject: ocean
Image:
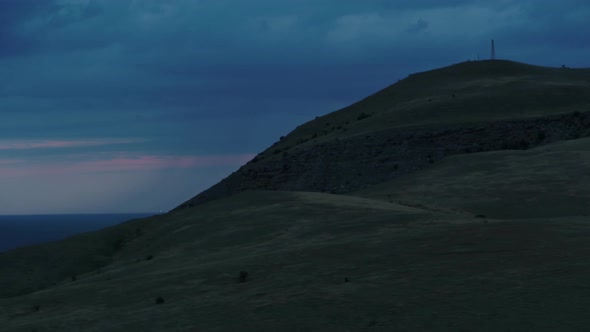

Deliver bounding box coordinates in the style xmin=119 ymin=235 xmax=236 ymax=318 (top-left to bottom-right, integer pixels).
xmin=0 ymin=213 xmax=155 ymax=252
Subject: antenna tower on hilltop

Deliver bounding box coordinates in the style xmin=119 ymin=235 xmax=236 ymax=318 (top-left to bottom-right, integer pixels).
xmin=491 ymin=39 xmax=496 ymax=60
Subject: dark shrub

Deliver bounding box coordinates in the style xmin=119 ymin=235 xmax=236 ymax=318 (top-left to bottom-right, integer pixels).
xmin=146 ymin=255 xmax=154 ymax=261
xmin=357 ymin=112 xmax=371 ymax=121
xmin=238 ymin=271 xmax=249 ymax=283
xmin=344 ymin=277 xmax=350 ymax=283
xmin=155 ymin=297 xmax=165 ymax=304
xmin=475 ymin=214 xmax=486 ymax=218
xmin=113 ymin=238 xmax=125 ymax=251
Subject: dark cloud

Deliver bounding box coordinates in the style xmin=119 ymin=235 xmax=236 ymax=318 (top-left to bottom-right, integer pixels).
xmin=406 ymin=18 xmax=429 ymax=33
xmin=0 ymin=0 xmax=54 ymax=56
xmin=46 ymin=0 xmax=102 ymax=28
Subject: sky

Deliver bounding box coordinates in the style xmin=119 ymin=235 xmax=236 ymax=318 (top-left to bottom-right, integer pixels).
xmin=0 ymin=0 xmax=589 ymax=214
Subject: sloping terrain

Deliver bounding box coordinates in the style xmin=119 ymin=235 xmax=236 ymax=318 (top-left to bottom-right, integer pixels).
xmin=175 ymin=60 xmax=590 ymax=209
xmin=3 ymin=188 xmax=590 ymax=331
xmin=354 ymin=136 xmax=590 ymax=219
xmin=0 ymin=191 xmax=437 ymax=331
xmin=2 ymin=188 xmax=590 ymax=331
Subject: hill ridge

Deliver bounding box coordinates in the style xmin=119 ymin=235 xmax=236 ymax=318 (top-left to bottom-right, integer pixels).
xmin=175 ymin=60 xmax=590 ymax=210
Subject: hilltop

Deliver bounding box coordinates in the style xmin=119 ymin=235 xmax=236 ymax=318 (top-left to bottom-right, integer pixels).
xmin=2 ymin=59 xmax=590 ymax=331
xmin=175 ymin=60 xmax=590 ymax=209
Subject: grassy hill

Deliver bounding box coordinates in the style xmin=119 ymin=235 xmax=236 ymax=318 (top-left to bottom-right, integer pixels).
xmin=283 ymin=60 xmax=590 ymax=135
xmin=175 ymin=60 xmax=590 ymax=210
xmin=2 ymin=60 xmax=590 ymax=331
xmin=237 ymin=60 xmax=590 ymax=154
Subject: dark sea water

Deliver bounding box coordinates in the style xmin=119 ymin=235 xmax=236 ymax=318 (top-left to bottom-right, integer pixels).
xmin=0 ymin=213 xmax=155 ymax=252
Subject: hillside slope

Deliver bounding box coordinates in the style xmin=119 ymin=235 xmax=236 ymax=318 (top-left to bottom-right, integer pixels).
xmin=3 ymin=189 xmax=590 ymax=331
xmin=175 ymin=60 xmax=590 ymax=210
xmin=354 ymin=136 xmax=590 ymax=219
xmin=3 ymin=185 xmax=590 ymax=330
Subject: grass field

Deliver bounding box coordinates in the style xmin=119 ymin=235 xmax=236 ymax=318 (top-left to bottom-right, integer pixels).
xmin=354 ymin=137 xmax=590 ymax=219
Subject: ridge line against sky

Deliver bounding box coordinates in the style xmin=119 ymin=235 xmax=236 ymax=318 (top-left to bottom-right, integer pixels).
xmin=0 ymin=0 xmax=589 ymax=214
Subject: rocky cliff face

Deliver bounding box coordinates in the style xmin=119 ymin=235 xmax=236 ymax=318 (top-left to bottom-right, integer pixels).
xmin=174 ymin=110 xmax=590 ymax=210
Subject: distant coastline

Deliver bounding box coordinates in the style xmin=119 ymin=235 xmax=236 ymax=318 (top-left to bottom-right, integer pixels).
xmin=0 ymin=213 xmax=155 ymax=252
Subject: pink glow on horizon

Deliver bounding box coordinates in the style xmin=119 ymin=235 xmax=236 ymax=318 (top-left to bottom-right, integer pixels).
xmin=0 ymin=153 xmax=257 ymax=175
xmin=73 ymin=154 xmax=257 ymax=171
xmin=0 ymin=138 xmax=146 ymax=150
xmin=0 ymin=158 xmax=24 ymax=165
